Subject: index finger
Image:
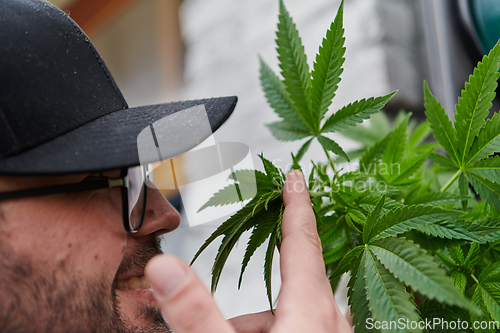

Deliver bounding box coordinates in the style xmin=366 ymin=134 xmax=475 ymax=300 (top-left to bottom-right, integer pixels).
xmin=276 ymin=170 xmax=346 ymax=330
xmin=279 ymin=170 xmax=327 ymax=290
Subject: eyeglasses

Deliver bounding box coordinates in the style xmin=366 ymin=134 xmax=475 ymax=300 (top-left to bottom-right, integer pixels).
xmin=0 ymin=165 xmax=148 ymax=233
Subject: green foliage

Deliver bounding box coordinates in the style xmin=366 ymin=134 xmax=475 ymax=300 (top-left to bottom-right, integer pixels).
xmin=423 ymin=39 xmax=500 ymax=211
xmin=259 ymin=0 xmax=394 ymax=162
xmin=191 ymin=1 xmax=500 ymax=332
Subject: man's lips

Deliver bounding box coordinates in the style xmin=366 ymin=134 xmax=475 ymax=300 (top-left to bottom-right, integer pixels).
xmin=113 ymin=237 xmax=162 ymax=293
xmin=115 ymin=274 xmax=157 ymax=306
xmin=116 ymin=274 xmax=150 ymax=290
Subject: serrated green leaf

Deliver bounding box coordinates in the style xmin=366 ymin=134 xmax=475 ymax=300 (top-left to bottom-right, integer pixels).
xmin=480 ymin=284 xmax=500 ymax=322
xmin=391 ymin=150 xmax=432 ymax=185
xmin=414 ymin=142 xmax=441 ymax=154
xmin=407 ymin=191 xmax=464 ymax=206
xmin=211 ymin=209 xmax=263 ymax=292
xmin=239 ymin=203 xmax=282 ymax=288
xmin=455 ymin=39 xmax=500 ymax=165
xmin=448 ymin=246 xmax=465 ymax=265
xmin=191 ymin=201 xmax=257 ymax=265
xmin=368 ymin=205 xmax=462 ymax=242
xmin=264 ymin=226 xmax=278 ymax=311
xmin=467 ymin=155 xmax=500 ymax=181
xmin=229 ymin=169 xmax=273 ymax=187
xmin=198 ymin=169 xmax=278 ymax=212
xmin=321 ymin=92 xmax=397 ymax=133
xmin=345 ymin=213 xmax=362 ymax=233
xmin=197 ymin=184 xmax=246 ymax=212
xmin=480 ymin=262 xmax=500 ymax=283
xmin=266 ymin=121 xmax=312 ymax=141
xmin=348 ymin=209 xmax=366 ymax=225
xmin=359 ymin=196 xmax=404 ymax=214
xmin=468 ymin=173 xmax=500 ymax=210
xmin=429 ymin=152 xmax=459 ymax=170
xmin=468 ymin=112 xmax=500 ymax=165
xmin=331 ymin=245 xmax=365 ymax=279
xmin=408 ymin=120 xmax=431 ymax=156
xmin=424 ymin=81 xmax=459 ymax=163
xmin=323 ymin=241 xmax=349 ymax=265
xmin=320 ymin=217 xmax=343 ymax=247
xmin=473 ymin=269 xmax=500 ymax=323
xmin=416 ymin=220 xmax=479 ymax=242
xmin=277 ymin=0 xmax=315 ymax=131
xmin=310 ymin=0 xmax=345 ymax=122
xmin=364 ymin=249 xmax=421 ymax=332
xmin=317 ymin=135 xmax=350 ymax=162
xmin=436 ymin=251 xmax=460 ymax=268
xmin=382 ymin=114 xmax=410 ymax=177
xmin=332 ymin=148 xmax=364 ymax=163
xmin=340 ymin=111 xmax=390 ymax=146
xmin=465 ymin=242 xmax=480 ymax=267
xmin=407 ymin=231 xmax=467 ymax=251
xmin=259 ymin=57 xmax=308 ymax=130
xmin=451 ymin=271 xmax=467 ymax=293
xmin=258 ymin=154 xmax=281 ymax=181
xmin=295 ymin=138 xmax=313 ymax=162
xmin=370 ymin=238 xmax=475 ymax=311
xmin=363 ymin=195 xmax=385 ymax=244
xmin=348 ymin=254 xmax=372 ymax=333
xmin=470 ymin=284 xmax=492 ymax=333
xmin=359 ymin=133 xmax=390 ymax=172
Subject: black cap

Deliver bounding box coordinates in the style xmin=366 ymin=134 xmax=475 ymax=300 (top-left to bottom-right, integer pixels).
xmin=0 ymin=0 xmax=237 ymax=175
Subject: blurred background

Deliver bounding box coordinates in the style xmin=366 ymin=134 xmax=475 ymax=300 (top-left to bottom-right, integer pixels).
xmin=50 ymin=0 xmax=500 ymax=319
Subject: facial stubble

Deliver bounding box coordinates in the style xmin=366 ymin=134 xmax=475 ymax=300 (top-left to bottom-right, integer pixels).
xmin=0 ymin=236 xmax=170 ymax=333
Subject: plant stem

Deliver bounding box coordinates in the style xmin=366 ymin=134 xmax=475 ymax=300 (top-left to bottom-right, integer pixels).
xmin=471 ymin=274 xmax=479 ymax=284
xmin=322 ymin=146 xmax=338 ymax=180
xmin=441 ymin=169 xmax=461 ymax=192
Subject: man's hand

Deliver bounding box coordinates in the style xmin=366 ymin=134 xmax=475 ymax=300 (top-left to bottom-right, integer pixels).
xmin=145 ymin=170 xmax=352 ymax=333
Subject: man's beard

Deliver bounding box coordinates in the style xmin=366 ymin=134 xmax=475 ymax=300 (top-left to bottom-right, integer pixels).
xmin=0 ymin=236 xmax=171 ymax=333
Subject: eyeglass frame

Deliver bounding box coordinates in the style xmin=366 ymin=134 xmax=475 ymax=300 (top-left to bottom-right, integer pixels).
xmin=0 ymin=166 xmax=148 ymax=233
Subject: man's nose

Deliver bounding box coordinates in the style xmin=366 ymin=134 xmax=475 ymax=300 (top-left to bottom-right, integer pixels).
xmin=131 ymin=186 xmax=181 ymax=238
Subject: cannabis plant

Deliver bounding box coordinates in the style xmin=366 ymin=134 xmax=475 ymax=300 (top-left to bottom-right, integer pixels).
xmin=191 ymin=1 xmax=500 ymax=332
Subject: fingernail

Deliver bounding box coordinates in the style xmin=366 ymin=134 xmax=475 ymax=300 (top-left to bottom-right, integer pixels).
xmin=295 ymin=170 xmax=305 ymax=183
xmin=289 ymin=170 xmax=304 ymax=183
xmin=146 ymin=255 xmax=188 ymax=300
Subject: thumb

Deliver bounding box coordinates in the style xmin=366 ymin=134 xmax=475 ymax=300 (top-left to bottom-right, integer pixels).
xmin=145 ymin=255 xmax=235 ymax=333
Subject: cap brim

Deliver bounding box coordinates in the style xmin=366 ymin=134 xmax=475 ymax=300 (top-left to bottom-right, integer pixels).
xmin=0 ymin=96 xmax=237 ymax=175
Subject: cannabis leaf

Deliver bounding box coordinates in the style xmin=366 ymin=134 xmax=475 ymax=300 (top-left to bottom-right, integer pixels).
xmin=369 ymin=238 xmax=473 ymax=310
xmin=191 ymin=155 xmax=284 ymax=310
xmin=310 ymin=0 xmax=345 ymax=122
xmin=455 ymin=41 xmax=500 ymax=166
xmin=424 ymin=81 xmax=459 ymax=165
xmin=470 ymin=262 xmax=500 ymax=322
xmin=363 ymin=249 xmax=421 ymax=333
xmin=260 ymin=0 xmax=395 ymax=162
xmin=276 ymin=0 xmax=313 ymax=131
xmin=424 ymin=38 xmax=500 ymax=211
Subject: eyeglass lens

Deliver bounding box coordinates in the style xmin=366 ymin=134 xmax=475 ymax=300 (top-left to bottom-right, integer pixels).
xmin=127 ymin=165 xmax=147 ymax=231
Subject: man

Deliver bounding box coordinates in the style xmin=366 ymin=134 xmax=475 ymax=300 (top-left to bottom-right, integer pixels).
xmin=0 ymin=0 xmax=352 ymax=332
